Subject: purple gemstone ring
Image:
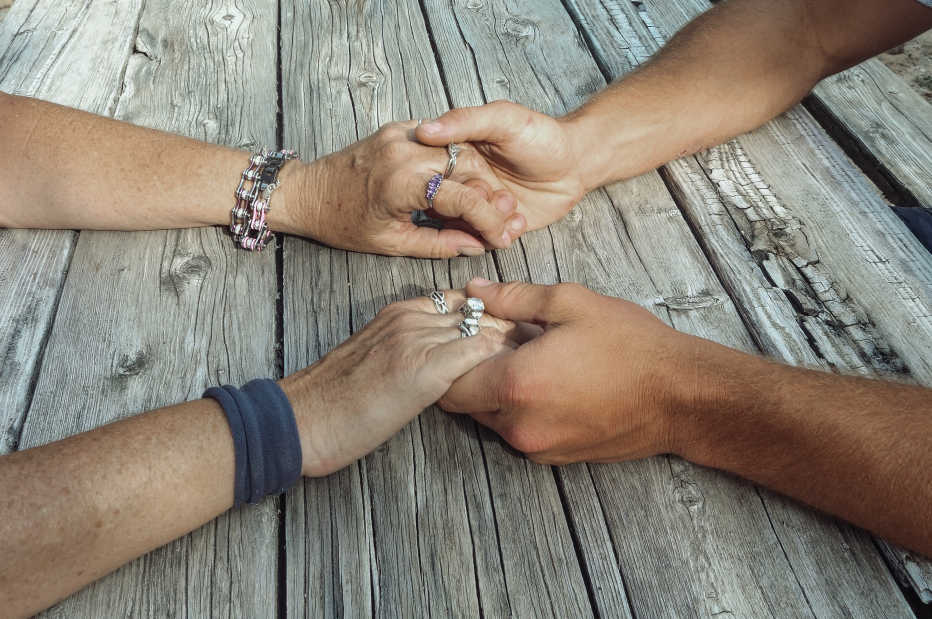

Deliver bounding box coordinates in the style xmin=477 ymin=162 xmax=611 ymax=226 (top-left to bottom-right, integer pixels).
xmin=425 ymin=173 xmax=443 ymax=208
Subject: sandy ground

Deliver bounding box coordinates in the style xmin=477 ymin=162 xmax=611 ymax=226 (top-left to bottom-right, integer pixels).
xmin=0 ymin=0 xmax=926 ymax=101
xmin=879 ymin=31 xmax=932 ymax=104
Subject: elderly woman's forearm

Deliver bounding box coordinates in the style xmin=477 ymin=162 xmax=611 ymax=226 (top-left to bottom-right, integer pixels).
xmin=0 ymin=399 xmax=236 ymax=618
xmin=0 ymin=91 xmax=304 ymax=232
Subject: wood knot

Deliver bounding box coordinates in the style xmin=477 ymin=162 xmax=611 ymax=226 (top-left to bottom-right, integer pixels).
xmin=211 ymin=8 xmax=243 ymax=28
xmin=162 ymin=254 xmax=212 ymax=296
xmin=114 ymin=349 xmax=149 ymax=378
xmin=465 ymin=0 xmax=484 ymax=9
xmin=357 ymin=72 xmax=383 ymax=87
xmin=658 ymin=294 xmax=721 ymax=310
xmin=502 ymin=17 xmax=537 ymax=41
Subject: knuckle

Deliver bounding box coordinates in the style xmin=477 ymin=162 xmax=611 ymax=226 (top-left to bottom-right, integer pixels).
xmin=471 ymin=331 xmax=499 ymax=356
xmin=500 ymin=422 xmax=546 ymax=455
xmin=376 ymin=303 xmax=400 ymax=320
xmin=381 ymin=140 xmax=411 ymax=160
xmin=391 ymin=309 xmax=421 ymax=331
xmin=453 ymin=189 xmax=482 ymax=217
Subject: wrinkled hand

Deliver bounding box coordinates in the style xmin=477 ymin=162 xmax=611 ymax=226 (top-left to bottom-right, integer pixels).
xmin=277 ymin=121 xmax=527 ymax=258
xmin=415 ymin=101 xmax=587 ymax=231
xmin=279 ymin=290 xmax=523 ymax=476
xmin=439 ymin=279 xmax=705 ymax=464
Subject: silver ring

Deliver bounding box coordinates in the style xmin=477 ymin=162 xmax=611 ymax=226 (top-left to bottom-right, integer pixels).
xmin=426 ymin=173 xmax=443 ymax=209
xmin=457 ymin=297 xmax=484 ymax=337
xmin=459 ymin=319 xmax=480 ymax=338
xmin=430 ymin=291 xmax=449 ymax=314
xmin=459 ymin=297 xmax=485 ymax=317
xmin=444 ymin=143 xmax=460 ymax=178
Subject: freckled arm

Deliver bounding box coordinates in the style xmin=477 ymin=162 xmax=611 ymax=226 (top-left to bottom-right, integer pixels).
xmin=0 ymin=92 xmax=300 ymax=232
xmin=0 ymin=399 xmax=235 ymax=618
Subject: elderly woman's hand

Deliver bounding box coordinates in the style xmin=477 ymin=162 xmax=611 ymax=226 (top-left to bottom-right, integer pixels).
xmin=279 ymin=290 xmax=522 ymax=476
xmin=276 ymin=121 xmax=527 ymax=258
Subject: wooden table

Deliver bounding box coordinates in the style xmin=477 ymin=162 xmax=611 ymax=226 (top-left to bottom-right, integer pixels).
xmin=2 ymin=1 xmax=931 ymax=616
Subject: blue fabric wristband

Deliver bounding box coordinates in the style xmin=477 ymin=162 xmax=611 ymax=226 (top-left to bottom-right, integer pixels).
xmin=204 ymin=378 xmax=303 ymax=507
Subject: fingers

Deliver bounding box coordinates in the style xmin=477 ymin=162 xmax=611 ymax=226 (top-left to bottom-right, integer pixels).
xmin=437 ymin=352 xmax=510 ymax=413
xmin=415 ymin=100 xmax=530 ymax=147
xmin=397 ymin=291 xmax=520 ymax=337
xmin=426 ymin=331 xmax=512 ymax=389
xmin=392 ymin=226 xmax=487 ymax=259
xmin=464 ymin=278 xmax=588 ymax=325
xmin=425 ymin=178 xmax=513 ymax=249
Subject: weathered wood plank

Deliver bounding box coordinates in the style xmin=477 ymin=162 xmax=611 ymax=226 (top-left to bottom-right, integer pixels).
xmin=0 ymin=0 xmax=143 ymax=455
xmin=565 ymin=0 xmax=929 ymax=609
xmin=281 ymin=2 xmax=514 ymax=616
xmin=17 ymin=1 xmax=281 ymax=615
xmin=420 ymin=0 xmax=901 ymax=616
xmin=812 ymin=59 xmax=932 ymax=212
xmin=282 ymin=1 xmax=602 ymax=616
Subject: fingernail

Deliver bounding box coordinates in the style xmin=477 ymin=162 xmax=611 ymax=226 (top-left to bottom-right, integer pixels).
xmin=495 ymin=195 xmax=515 ymax=214
xmin=470 ymin=277 xmax=493 ymax=287
xmin=508 ymin=215 xmax=525 ymax=233
xmin=420 ymin=121 xmax=443 ymax=134
xmin=501 ymin=231 xmax=511 ymax=245
xmin=458 ymin=246 xmax=485 ymax=257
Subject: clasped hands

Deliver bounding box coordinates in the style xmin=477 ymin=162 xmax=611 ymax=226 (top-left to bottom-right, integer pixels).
xmin=272 ymin=101 xmax=590 ymax=258
xmin=272 ymin=101 xmax=710 ymax=478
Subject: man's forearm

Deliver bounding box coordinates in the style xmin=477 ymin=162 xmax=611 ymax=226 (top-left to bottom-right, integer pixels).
xmin=0 ymin=92 xmax=306 ymax=234
xmin=677 ymin=340 xmax=932 ymax=556
xmin=562 ymin=0 xmax=932 ymax=190
xmin=0 ymin=399 xmax=235 ymax=617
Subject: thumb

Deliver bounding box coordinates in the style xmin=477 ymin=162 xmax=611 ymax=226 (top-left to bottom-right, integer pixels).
xmin=416 ymin=100 xmax=529 ymax=147
xmin=465 ymin=278 xmax=584 ymax=325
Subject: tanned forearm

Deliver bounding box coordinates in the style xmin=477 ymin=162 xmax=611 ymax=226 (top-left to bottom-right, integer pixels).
xmin=677 ymin=340 xmax=932 ymax=556
xmin=0 ymin=400 xmax=235 ymax=618
xmin=563 ymin=0 xmax=932 ymax=190
xmin=0 ymin=92 xmax=303 ymax=234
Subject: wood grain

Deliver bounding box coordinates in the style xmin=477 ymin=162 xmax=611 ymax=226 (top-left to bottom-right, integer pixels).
xmin=16 ymin=1 xmax=281 ymax=615
xmin=0 ymin=0 xmax=143 ymax=455
xmin=420 ymin=0 xmax=895 ymax=615
xmin=280 ymin=1 xmax=601 ymax=616
xmin=812 ymin=59 xmax=932 ymax=212
xmin=565 ymin=0 xmax=929 ymax=609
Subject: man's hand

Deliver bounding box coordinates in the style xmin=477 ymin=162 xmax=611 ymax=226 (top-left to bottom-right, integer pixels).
xmin=415 ymin=101 xmax=588 ymax=232
xmin=441 ymin=279 xmax=932 ymax=557
xmin=276 ymin=120 xmax=527 ymax=258
xmin=439 ymin=278 xmax=703 ymax=463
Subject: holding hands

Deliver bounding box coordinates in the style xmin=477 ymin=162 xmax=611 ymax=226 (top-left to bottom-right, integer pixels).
xmin=276 ymin=120 xmax=530 ymax=258
xmin=415 ymin=101 xmax=590 ymax=231
xmin=274 ymin=100 xmax=593 ymax=260
xmin=279 ymin=289 xmax=525 ymax=477
xmin=439 ymin=278 xmax=705 ymax=465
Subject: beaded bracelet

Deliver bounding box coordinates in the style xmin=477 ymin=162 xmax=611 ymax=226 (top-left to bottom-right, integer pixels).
xmin=230 ymin=148 xmax=298 ymax=251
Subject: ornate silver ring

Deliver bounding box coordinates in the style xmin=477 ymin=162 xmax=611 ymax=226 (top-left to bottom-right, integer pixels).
xmin=459 ymin=319 xmax=481 ymax=338
xmin=430 ymin=291 xmax=449 ymax=314
xmin=458 ymin=297 xmax=484 ymax=337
